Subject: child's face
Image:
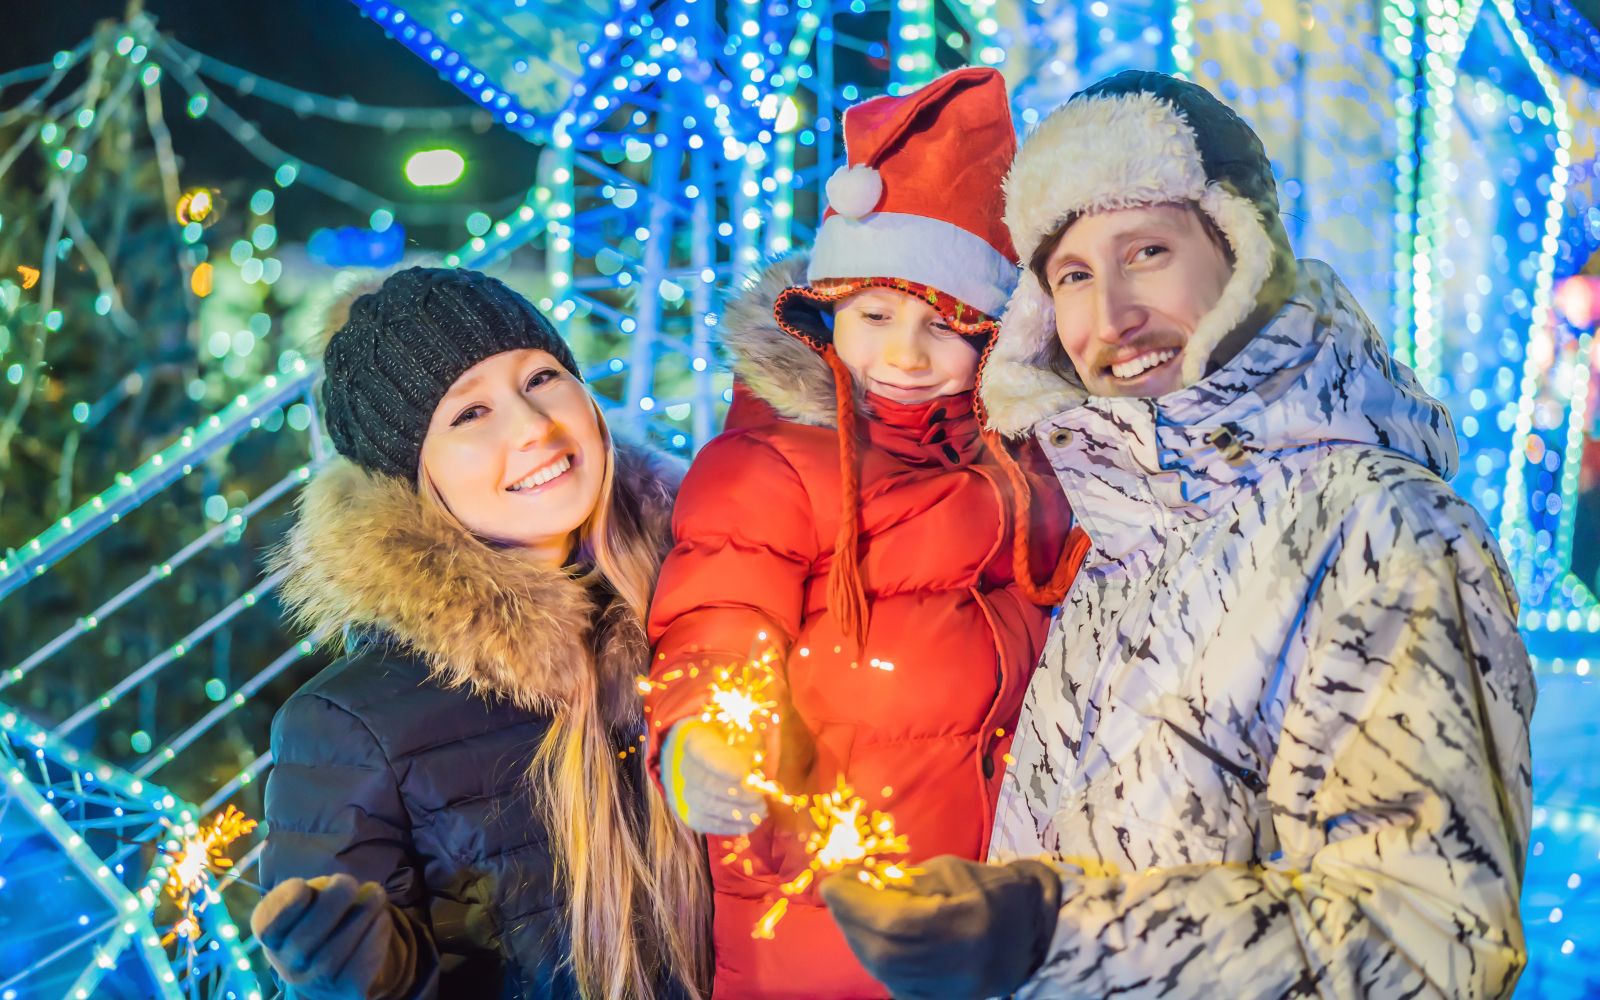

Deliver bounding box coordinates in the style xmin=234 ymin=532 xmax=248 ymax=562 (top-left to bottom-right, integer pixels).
xmin=831 ymin=288 xmax=980 ymax=404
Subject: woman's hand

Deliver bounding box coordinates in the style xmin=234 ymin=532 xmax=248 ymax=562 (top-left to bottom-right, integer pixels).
xmin=251 ymin=873 xmax=415 ymax=1000
xmin=663 ymin=719 xmax=769 ymax=834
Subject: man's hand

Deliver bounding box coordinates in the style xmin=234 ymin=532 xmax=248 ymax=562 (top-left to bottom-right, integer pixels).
xmin=251 ymin=873 xmax=413 ymax=1000
xmin=821 ymin=855 xmax=1062 ymax=1000
xmin=663 ymin=718 xmax=768 ymax=834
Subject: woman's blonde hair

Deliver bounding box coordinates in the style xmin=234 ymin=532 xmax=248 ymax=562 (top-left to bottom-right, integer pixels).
xmin=421 ymin=397 xmax=710 ymax=998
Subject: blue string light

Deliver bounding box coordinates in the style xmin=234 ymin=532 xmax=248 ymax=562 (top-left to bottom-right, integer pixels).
xmin=3 ymin=1 xmax=1599 ymax=995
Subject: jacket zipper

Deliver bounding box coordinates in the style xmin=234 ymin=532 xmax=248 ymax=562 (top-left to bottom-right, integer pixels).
xmin=1162 ymin=719 xmax=1267 ymax=794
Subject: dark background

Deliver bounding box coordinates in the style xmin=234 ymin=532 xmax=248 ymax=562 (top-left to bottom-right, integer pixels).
xmin=1 ymin=0 xmax=543 ymax=250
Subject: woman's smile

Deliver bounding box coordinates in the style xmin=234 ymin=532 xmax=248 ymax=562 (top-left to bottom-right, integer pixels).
xmin=506 ymin=452 xmax=577 ymax=494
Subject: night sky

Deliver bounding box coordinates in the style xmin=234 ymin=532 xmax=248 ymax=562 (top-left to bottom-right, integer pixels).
xmin=0 ymin=0 xmax=543 ymax=249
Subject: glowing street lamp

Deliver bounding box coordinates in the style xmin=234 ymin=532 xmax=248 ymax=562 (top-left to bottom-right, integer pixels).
xmin=405 ymin=148 xmax=465 ymax=187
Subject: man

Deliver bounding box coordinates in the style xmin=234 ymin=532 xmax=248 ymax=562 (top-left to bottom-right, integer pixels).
xmin=821 ymin=70 xmax=1534 ymax=1000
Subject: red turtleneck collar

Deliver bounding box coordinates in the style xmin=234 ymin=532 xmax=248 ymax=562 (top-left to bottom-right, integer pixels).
xmin=862 ymin=390 xmax=983 ymax=470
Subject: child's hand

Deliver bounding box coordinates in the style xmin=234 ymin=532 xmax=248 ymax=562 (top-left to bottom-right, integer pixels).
xmin=663 ymin=719 xmax=769 ymax=834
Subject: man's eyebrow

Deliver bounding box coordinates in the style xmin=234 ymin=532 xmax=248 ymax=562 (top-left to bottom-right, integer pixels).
xmin=1048 ymin=221 xmax=1188 ymax=268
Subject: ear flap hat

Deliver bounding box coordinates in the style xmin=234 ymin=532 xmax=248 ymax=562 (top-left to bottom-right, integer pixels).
xmin=980 ymin=69 xmax=1298 ymax=437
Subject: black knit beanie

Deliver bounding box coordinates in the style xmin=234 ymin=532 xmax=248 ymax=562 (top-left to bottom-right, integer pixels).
xmin=321 ymin=267 xmax=581 ymax=483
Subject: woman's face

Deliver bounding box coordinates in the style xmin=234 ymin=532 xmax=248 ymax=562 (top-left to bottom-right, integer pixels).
xmin=419 ymin=348 xmax=605 ymax=565
xmin=830 ymin=288 xmax=980 ymax=404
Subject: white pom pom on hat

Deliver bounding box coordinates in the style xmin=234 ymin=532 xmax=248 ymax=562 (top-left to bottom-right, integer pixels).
xmin=825 ymin=164 xmax=884 ymax=219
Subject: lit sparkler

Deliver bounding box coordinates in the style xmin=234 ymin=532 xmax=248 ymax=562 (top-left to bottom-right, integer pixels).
xmin=646 ymin=641 xmax=915 ymax=940
xmin=702 ymin=651 xmax=780 ymax=743
xmin=751 ymin=776 xmax=914 ymax=939
xmin=160 ymin=805 xmax=258 ymax=945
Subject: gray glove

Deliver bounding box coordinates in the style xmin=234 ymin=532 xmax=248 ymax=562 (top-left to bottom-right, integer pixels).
xmin=821 ymin=854 xmax=1062 ymax=1000
xmin=251 ymin=873 xmax=421 ymax=1000
xmin=663 ymin=719 xmax=768 ymax=835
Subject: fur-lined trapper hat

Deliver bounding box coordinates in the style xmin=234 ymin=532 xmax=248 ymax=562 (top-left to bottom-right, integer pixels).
xmin=980 ymin=70 xmax=1298 ymax=437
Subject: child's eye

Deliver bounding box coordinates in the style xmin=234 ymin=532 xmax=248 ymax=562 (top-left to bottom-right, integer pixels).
xmin=930 ymin=320 xmax=956 ymax=335
xmin=1053 ymin=269 xmax=1090 ymax=289
xmin=451 ymin=405 xmax=487 ymax=427
xmin=860 ymin=310 xmax=891 ymax=323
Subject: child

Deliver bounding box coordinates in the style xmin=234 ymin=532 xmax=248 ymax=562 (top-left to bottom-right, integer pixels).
xmin=643 ymin=68 xmax=1084 ymax=997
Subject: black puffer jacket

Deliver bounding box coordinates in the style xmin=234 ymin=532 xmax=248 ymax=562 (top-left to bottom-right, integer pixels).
xmin=262 ymin=442 xmax=687 ymax=998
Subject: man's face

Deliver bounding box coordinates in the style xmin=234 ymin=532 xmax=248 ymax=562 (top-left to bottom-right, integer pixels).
xmin=1039 ymin=203 xmax=1233 ymax=398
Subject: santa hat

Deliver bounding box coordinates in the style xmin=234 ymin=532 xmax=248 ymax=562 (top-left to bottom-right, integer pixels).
xmin=804 ymin=65 xmax=1020 ymax=317
xmin=980 ymin=70 xmax=1298 ymax=437
xmin=768 ymin=69 xmax=1079 ymax=643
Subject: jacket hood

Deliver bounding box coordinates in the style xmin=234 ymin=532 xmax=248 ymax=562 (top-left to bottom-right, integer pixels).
xmin=1027 ymin=260 xmax=1458 ymax=554
xmin=272 ymin=440 xmax=682 ymax=721
xmin=720 ymin=253 xmax=862 ymax=427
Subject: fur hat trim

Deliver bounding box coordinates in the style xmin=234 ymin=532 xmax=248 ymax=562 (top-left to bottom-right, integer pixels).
xmin=981 ymin=89 xmax=1280 ymax=433
xmin=808 ymin=211 xmax=1019 ymax=317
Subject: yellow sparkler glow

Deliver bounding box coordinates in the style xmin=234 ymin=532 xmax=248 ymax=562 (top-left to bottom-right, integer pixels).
xmin=804 ymin=776 xmax=911 ymax=885
xmin=160 ymin=805 xmax=258 ymax=946
xmin=16 ymin=265 xmax=39 ymax=290
xmin=751 ymin=898 xmax=789 ymax=940
xmin=701 ymin=652 xmax=779 ymax=741
xmin=751 ymin=776 xmax=914 ymax=938
xmin=710 ymin=685 xmax=767 ymax=734
xmin=656 ymin=640 xmax=914 ymax=940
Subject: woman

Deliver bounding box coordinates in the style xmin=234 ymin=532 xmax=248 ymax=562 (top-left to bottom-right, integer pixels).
xmin=250 ymin=267 xmax=710 ymax=999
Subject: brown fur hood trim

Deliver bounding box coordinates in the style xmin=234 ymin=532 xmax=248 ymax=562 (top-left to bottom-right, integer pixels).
xmin=720 ymin=253 xmax=865 ymax=427
xmin=272 ymin=440 xmax=683 ymax=723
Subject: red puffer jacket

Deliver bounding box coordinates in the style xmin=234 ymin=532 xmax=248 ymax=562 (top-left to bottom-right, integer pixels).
xmin=645 ymin=256 xmax=1081 ymax=998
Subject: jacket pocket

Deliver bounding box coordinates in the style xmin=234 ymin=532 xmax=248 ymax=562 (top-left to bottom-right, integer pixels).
xmin=1146 ymin=693 xmax=1279 ymax=863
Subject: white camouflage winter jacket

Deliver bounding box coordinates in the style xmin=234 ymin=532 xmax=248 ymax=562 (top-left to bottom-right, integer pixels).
xmin=984 ymin=261 xmax=1534 ymax=999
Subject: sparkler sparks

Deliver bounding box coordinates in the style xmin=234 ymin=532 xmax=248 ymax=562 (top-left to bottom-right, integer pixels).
xmin=751 ymin=776 xmax=914 ymax=939
xmin=649 ymin=640 xmax=916 ymax=940
xmin=702 ymin=652 xmax=780 ymax=741
xmin=160 ymin=805 xmax=258 ymax=946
